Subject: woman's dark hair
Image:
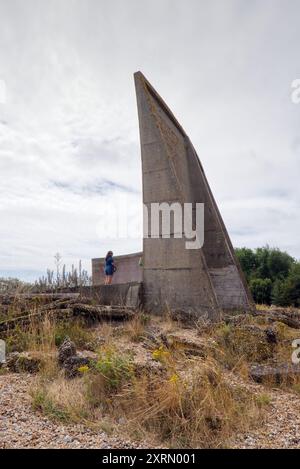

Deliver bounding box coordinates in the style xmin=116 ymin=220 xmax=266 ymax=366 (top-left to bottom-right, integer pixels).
xmin=105 ymin=251 xmax=113 ymax=261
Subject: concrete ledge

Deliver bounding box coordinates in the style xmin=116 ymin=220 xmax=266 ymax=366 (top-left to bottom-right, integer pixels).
xmin=80 ymin=283 xmax=143 ymax=309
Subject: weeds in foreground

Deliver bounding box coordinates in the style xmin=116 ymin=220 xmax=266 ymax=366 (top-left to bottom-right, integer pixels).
xmin=256 ymin=393 xmax=272 ymax=407
xmin=213 ymin=323 xmax=274 ymax=369
xmin=116 ymin=357 xmax=261 ymax=448
xmin=125 ymin=314 xmax=149 ymax=342
xmin=31 ymin=375 xmax=90 ymax=422
xmin=95 ymin=347 xmax=134 ymax=392
xmin=6 ymin=303 xmax=300 ymax=448
xmin=30 ymin=344 xmax=262 ymax=448
xmin=54 ymin=319 xmax=96 ymax=350
xmin=5 ymin=316 xmax=56 ymax=353
xmin=5 ymin=316 xmax=95 ymax=353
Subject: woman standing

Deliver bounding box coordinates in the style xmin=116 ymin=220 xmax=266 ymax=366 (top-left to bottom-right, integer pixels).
xmin=104 ymin=251 xmax=115 ymax=285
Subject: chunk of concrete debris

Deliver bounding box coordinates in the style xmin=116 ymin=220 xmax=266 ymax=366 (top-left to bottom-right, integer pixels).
xmin=62 ymin=356 xmax=91 ymax=379
xmin=167 ymin=332 xmax=216 ymax=357
xmin=57 ymin=338 xmax=97 ymax=378
xmin=58 ymin=337 xmax=76 ymax=365
xmin=5 ymin=352 xmax=41 ymax=373
xmin=250 ymin=363 xmax=300 ymax=384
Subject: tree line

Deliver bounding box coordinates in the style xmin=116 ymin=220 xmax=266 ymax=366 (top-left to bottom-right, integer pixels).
xmin=1 ymin=248 xmax=299 ymax=307
xmin=235 ymin=246 xmax=300 ymax=306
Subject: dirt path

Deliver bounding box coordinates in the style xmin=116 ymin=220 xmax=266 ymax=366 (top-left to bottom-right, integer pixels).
xmin=0 ymin=373 xmax=148 ymax=449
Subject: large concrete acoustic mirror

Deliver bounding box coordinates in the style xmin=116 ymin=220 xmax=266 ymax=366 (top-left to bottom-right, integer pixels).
xmin=92 ymin=72 xmax=253 ymax=319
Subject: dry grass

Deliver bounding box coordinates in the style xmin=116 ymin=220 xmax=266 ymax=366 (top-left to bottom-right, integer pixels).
xmin=160 ymin=307 xmax=178 ymax=333
xmin=116 ymin=357 xmax=260 ymax=448
xmin=125 ymin=314 xmax=148 ymax=342
xmin=212 ymin=322 xmax=274 ymax=370
xmin=5 ymin=315 xmax=57 ymax=354
xmin=5 ymin=315 xmax=95 ymax=353
xmin=30 ymin=344 xmax=134 ymax=425
xmin=6 ymin=300 xmax=291 ymax=448
xmin=255 ymin=304 xmax=271 ymax=311
xmin=31 ymin=374 xmax=90 ymax=422
xmin=93 ymin=322 xmax=115 ymax=348
xmin=255 ymin=393 xmax=272 ymax=407
xmin=26 ymin=309 xmax=267 ymax=447
xmin=29 ymin=337 xmax=262 ymax=448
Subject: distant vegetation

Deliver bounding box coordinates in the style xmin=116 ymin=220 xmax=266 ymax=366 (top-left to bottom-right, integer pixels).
xmin=0 ymin=253 xmax=91 ymax=294
xmin=0 ymin=277 xmax=31 ymax=294
xmin=1 ymin=248 xmax=299 ymax=307
xmin=235 ymin=246 xmax=300 ymax=306
xmin=35 ymin=253 xmax=91 ymax=292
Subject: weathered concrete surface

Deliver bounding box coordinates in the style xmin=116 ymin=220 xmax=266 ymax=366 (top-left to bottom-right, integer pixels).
xmin=134 ymin=71 xmax=253 ymax=317
xmin=92 ymin=252 xmax=143 ymax=286
xmin=81 ymin=283 xmax=143 ymax=309
xmin=250 ymin=363 xmax=300 ymax=385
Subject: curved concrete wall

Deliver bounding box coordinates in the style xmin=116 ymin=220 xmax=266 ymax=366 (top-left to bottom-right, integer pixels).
xmin=92 ymin=252 xmax=143 ymax=286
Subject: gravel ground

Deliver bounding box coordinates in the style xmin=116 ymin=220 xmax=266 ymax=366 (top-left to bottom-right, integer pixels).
xmin=0 ymin=373 xmax=151 ymax=449
xmin=229 ymin=375 xmax=300 ymax=449
xmin=1 ymin=370 xmax=300 ymax=449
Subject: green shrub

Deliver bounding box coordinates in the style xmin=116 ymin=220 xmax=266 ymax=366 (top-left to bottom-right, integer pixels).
xmin=95 ymin=348 xmax=134 ymax=391
xmin=256 ymin=393 xmax=271 ymax=407
xmin=250 ymin=278 xmax=272 ymax=304
xmin=215 ymin=324 xmax=274 ymax=368
xmin=54 ymin=319 xmax=94 ymax=349
xmin=235 ymin=246 xmax=300 ymax=307
xmin=32 ymin=389 xmax=70 ymax=422
xmin=6 ymin=325 xmax=31 ymax=352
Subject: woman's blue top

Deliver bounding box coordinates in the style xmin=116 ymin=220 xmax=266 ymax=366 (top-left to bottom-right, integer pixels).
xmin=104 ymin=256 xmax=114 ymax=275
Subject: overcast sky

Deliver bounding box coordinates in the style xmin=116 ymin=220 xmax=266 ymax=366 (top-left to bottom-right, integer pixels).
xmin=0 ymin=0 xmax=299 ymax=281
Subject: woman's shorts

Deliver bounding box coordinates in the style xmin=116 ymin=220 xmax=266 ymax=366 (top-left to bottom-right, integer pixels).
xmin=105 ymin=267 xmax=114 ymax=276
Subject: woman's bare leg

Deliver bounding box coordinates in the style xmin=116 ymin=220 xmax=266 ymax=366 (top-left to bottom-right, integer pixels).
xmin=107 ymin=275 xmax=112 ymax=285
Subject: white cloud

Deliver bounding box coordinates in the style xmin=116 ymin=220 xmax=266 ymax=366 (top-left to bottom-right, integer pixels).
xmin=0 ymin=0 xmax=299 ymax=280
